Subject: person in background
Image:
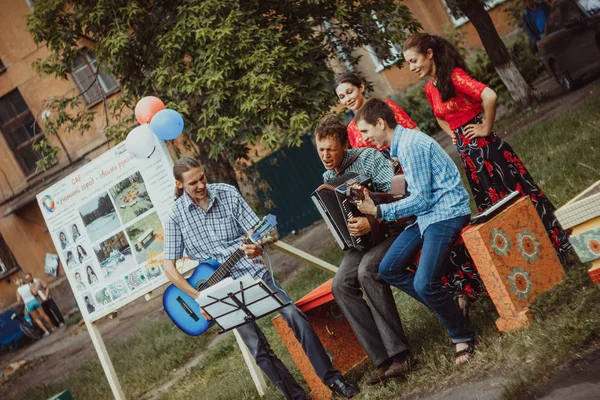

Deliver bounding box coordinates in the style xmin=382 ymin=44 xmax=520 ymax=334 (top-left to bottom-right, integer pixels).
xmin=66 ymin=251 xmax=77 ymax=268
xmin=87 ymin=265 xmax=99 ymax=285
xmin=402 ymin=32 xmax=571 ymax=263
xmin=25 ymin=272 xmax=64 ymax=328
xmin=77 ymin=245 xmax=88 ymax=263
xmin=333 ymin=72 xmax=417 ymax=162
xmin=15 ymin=277 xmax=56 ymax=336
xmin=522 ymin=0 xmax=551 ymax=46
xmin=59 ymin=232 xmax=68 ymax=250
xmin=72 ymin=224 xmax=81 ymax=241
xmin=74 ymin=271 xmax=86 ymax=291
xmin=84 ymin=296 xmax=95 ymax=313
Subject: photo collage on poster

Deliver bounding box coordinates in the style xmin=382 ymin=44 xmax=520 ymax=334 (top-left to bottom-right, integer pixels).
xmin=54 ymin=171 xmax=167 ymax=317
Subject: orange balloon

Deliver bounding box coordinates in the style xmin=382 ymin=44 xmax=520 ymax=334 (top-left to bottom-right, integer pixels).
xmin=135 ymin=96 xmax=165 ymax=125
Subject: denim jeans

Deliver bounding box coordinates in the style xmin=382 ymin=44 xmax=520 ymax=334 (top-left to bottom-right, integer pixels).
xmin=378 ymin=215 xmax=474 ymax=343
xmin=236 ymin=272 xmax=341 ymax=400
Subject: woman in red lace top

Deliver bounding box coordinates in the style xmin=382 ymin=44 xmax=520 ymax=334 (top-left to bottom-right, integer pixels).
xmin=402 ymin=32 xmax=571 ymax=264
xmin=333 ymin=72 xmax=417 ymax=161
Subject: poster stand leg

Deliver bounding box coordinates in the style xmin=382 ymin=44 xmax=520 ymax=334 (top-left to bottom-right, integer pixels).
xmin=233 ymin=329 xmax=268 ymax=396
xmin=84 ymin=319 xmax=126 ymax=399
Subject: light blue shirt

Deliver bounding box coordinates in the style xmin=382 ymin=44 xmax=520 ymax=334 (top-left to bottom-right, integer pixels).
xmin=379 ymin=126 xmax=471 ymax=234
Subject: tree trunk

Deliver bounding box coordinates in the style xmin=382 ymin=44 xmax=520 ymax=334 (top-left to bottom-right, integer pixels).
xmin=192 ymin=140 xmax=239 ymax=188
xmin=455 ymin=0 xmax=535 ymax=106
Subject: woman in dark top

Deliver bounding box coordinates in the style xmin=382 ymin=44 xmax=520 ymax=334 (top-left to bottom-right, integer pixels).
xmin=402 ymin=32 xmax=571 ymax=263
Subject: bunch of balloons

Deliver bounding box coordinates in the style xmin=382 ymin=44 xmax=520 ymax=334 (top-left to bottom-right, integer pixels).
xmin=125 ymin=96 xmax=185 ymax=159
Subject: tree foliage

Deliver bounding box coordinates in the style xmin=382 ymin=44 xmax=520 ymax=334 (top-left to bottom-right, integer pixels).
xmin=27 ymin=0 xmax=420 ymax=176
xmin=446 ymin=0 xmax=534 ymax=106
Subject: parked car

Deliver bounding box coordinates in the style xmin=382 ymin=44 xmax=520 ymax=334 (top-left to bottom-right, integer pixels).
xmin=538 ymin=0 xmax=600 ymax=92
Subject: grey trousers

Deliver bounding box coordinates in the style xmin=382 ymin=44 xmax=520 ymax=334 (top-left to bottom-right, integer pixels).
xmin=236 ymin=273 xmax=342 ymax=400
xmin=332 ymin=236 xmax=410 ymax=367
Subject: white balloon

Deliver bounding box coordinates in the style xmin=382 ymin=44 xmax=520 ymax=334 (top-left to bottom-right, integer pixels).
xmin=125 ymin=124 xmax=157 ymax=159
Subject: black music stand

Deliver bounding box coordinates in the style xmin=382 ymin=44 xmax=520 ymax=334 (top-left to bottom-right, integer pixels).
xmin=200 ymin=277 xmax=289 ymax=333
xmin=199 ymin=277 xmax=292 ymax=397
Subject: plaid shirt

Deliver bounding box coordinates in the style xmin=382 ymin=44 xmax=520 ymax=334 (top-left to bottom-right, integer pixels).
xmin=322 ymin=148 xmax=394 ymax=192
xmin=380 ymin=126 xmax=471 ymax=234
xmin=163 ymin=184 xmax=265 ymax=279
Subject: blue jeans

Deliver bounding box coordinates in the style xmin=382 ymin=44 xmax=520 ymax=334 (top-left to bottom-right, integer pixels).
xmin=379 ymin=215 xmax=474 ymax=344
xmin=236 ymin=273 xmax=341 ymax=400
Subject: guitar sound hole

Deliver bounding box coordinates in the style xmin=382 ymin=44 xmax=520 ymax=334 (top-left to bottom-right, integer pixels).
xmin=195 ymin=279 xmax=207 ymax=291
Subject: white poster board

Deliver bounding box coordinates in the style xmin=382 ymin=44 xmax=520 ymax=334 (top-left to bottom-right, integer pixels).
xmin=36 ymin=140 xmax=189 ymax=322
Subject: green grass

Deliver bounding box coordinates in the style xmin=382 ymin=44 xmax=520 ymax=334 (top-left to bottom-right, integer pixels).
xmin=16 ymin=315 xmax=213 ymax=400
xmin=64 ymin=311 xmax=82 ymax=327
xmin=14 ymin=93 xmax=600 ymax=400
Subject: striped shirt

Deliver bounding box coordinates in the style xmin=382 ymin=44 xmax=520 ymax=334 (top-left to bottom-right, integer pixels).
xmin=322 ymin=148 xmax=394 ymax=192
xmin=379 ymin=126 xmax=471 ymax=234
xmin=163 ymin=184 xmax=265 ymax=279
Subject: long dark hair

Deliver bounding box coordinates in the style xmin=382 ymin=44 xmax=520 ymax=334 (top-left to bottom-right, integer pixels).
xmin=173 ymin=157 xmax=202 ymax=199
xmin=333 ymin=72 xmax=364 ymax=97
xmin=403 ymin=33 xmax=468 ymax=102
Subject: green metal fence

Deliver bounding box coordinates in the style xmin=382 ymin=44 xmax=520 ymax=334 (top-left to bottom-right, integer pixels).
xmin=254 ymin=135 xmax=324 ymax=236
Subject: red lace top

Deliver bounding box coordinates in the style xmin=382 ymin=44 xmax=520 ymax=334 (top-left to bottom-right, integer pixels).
xmin=424 ymin=68 xmax=487 ymax=131
xmin=347 ymin=99 xmax=417 ymax=151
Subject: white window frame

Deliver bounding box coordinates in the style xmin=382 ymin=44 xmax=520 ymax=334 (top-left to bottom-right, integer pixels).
xmin=323 ymin=20 xmax=355 ymax=72
xmin=442 ymin=0 xmax=509 ymax=28
xmin=70 ymin=50 xmax=120 ymax=107
xmin=366 ymin=11 xmax=402 ymax=73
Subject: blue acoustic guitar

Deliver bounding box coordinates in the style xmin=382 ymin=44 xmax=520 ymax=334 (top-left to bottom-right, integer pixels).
xmin=163 ymin=214 xmax=278 ymax=336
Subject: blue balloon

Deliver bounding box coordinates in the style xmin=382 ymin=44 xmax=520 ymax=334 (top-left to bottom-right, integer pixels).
xmin=150 ymin=109 xmax=184 ymax=140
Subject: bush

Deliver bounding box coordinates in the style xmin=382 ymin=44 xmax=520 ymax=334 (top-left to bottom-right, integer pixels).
xmin=391 ymin=81 xmax=438 ymax=135
xmin=468 ymin=33 xmax=547 ymax=108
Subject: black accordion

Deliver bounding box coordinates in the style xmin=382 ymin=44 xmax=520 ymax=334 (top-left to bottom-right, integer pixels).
xmin=311 ymin=173 xmax=378 ymax=252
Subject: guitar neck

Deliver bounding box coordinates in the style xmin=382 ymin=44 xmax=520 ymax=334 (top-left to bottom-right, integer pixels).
xmin=199 ymin=248 xmax=246 ymax=290
xmin=370 ymin=192 xmax=404 ymax=204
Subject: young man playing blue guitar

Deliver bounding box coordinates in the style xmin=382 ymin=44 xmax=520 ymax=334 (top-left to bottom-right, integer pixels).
xmin=163 ymin=157 xmax=358 ymax=400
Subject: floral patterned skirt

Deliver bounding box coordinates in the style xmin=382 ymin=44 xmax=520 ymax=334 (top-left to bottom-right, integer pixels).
xmin=406 ymin=242 xmax=487 ymax=303
xmin=454 ymin=116 xmax=572 ymax=264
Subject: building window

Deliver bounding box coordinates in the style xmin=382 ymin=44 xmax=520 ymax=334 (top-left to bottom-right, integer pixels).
xmin=323 ymin=20 xmax=355 ymax=72
xmin=0 ymin=59 xmax=5 ymax=74
xmin=365 ymin=11 xmax=402 ymax=73
xmin=442 ymin=0 xmax=509 ymax=28
xmin=0 ymin=234 xmax=20 ymax=280
xmin=70 ymin=49 xmax=120 ymax=107
xmin=0 ymin=89 xmax=45 ymax=175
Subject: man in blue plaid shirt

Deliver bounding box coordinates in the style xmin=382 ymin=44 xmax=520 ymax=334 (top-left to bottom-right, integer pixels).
xmin=163 ymin=157 xmax=358 ymax=399
xmin=354 ymin=99 xmax=476 ymax=367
